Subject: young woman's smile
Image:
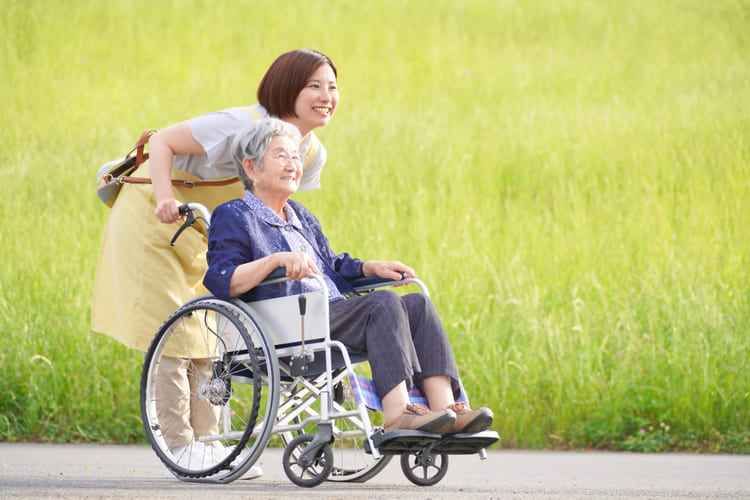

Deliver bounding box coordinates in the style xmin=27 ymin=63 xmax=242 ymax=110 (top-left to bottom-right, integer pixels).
xmin=289 ymin=64 xmax=339 ymax=135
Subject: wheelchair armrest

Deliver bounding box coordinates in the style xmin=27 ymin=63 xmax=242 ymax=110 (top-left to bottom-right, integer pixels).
xmin=262 ymin=269 xmax=404 ymax=288
xmin=259 ymin=269 xmax=429 ymax=297
xmin=261 ymin=267 xmax=288 ymax=284
xmin=348 ymin=273 xmax=405 ymax=290
xmin=349 ymin=273 xmax=429 ymax=296
xmin=255 ymin=268 xmax=328 ymax=296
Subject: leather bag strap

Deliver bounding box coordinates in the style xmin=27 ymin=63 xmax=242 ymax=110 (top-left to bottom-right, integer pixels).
xmin=119 ymin=128 xmax=241 ymax=188
xmin=119 ymin=176 xmax=241 ymax=189
xmin=126 ymin=129 xmax=157 ymax=168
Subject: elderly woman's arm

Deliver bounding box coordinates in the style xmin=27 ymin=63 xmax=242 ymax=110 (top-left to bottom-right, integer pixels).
xmin=205 ymin=202 xmax=323 ymax=299
xmin=291 ymin=202 xmax=415 ymax=283
xmin=228 ymin=252 xmax=319 ymax=296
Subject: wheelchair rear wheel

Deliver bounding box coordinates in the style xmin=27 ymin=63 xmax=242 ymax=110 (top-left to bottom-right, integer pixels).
xmin=141 ymin=298 xmax=279 ymax=482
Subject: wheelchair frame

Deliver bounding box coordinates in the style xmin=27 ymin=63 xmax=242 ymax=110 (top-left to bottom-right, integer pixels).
xmin=140 ymin=203 xmax=498 ymax=487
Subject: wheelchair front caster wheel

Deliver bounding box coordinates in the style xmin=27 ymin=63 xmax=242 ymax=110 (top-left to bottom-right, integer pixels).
xmin=400 ymin=450 xmax=449 ymax=486
xmin=282 ymin=434 xmax=333 ymax=487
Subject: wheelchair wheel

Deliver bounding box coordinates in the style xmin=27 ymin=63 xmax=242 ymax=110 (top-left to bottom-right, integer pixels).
xmin=277 ymin=368 xmax=392 ymax=483
xmin=141 ymin=298 xmax=279 ymax=482
xmin=400 ymin=450 xmax=449 ymax=486
xmin=282 ymin=433 xmax=333 ymax=487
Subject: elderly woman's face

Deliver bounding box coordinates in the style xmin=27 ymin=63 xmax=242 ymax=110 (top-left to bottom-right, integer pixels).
xmin=256 ymin=135 xmax=303 ymax=197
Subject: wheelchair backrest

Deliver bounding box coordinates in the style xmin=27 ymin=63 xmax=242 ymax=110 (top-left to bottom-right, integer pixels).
xmin=244 ymin=290 xmax=328 ymax=351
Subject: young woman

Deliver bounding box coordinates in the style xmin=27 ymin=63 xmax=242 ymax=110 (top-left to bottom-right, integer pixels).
xmin=91 ymin=49 xmax=338 ymax=478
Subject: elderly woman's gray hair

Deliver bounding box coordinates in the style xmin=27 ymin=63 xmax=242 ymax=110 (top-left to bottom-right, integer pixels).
xmin=231 ymin=118 xmax=303 ymax=191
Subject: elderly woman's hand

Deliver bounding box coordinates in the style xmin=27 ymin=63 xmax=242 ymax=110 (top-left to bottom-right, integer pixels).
xmin=362 ymin=261 xmax=416 ymax=281
xmin=278 ymin=252 xmax=320 ymax=281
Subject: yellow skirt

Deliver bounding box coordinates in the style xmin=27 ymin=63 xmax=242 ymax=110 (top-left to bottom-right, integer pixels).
xmin=91 ymin=161 xmax=244 ymax=352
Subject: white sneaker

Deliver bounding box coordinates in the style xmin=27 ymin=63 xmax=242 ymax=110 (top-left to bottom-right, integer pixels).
xmin=165 ymin=442 xmax=262 ymax=480
xmin=165 ymin=442 xmax=211 ymax=478
xmin=238 ymin=465 xmax=263 ymax=480
xmin=209 ymin=442 xmax=263 ymax=480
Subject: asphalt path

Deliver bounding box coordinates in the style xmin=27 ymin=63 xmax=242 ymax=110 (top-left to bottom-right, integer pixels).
xmin=1 ymin=443 xmax=748 ymax=499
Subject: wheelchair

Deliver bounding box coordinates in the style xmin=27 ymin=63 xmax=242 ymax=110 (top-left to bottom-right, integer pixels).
xmin=140 ymin=203 xmax=499 ymax=487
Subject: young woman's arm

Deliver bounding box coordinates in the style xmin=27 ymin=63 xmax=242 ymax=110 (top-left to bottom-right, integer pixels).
xmin=149 ymin=122 xmax=206 ymax=224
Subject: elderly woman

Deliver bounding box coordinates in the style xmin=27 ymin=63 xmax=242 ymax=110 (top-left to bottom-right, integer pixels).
xmin=204 ymin=118 xmax=493 ymax=434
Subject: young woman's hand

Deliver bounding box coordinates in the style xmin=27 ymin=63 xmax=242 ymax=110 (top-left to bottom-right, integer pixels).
xmin=149 ymin=122 xmax=205 ymax=224
xmin=154 ymin=198 xmax=183 ymax=224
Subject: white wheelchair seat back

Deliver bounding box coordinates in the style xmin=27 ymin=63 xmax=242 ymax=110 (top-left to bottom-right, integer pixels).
xmin=244 ymin=289 xmax=328 ymax=353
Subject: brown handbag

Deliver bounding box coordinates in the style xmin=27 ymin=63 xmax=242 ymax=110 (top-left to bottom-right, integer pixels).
xmin=95 ymin=129 xmax=156 ymax=207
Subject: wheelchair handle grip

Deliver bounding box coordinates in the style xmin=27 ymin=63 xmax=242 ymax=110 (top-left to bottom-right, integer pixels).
xmin=170 ymin=203 xmax=211 ymax=247
xmin=170 ymin=205 xmax=196 ymax=246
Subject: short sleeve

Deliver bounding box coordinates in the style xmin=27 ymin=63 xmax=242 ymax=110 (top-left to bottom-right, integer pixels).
xmin=298 ymin=133 xmax=327 ymax=191
xmin=188 ymin=106 xmax=265 ymax=166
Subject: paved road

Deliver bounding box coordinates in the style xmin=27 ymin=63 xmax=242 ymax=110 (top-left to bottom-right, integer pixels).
xmin=1 ymin=443 xmax=748 ymax=499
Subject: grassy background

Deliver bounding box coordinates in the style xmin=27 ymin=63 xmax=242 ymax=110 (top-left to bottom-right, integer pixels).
xmin=1 ymin=0 xmax=748 ymax=451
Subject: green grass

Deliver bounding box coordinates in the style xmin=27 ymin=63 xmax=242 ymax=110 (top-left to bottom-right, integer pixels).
xmin=1 ymin=0 xmax=749 ymax=451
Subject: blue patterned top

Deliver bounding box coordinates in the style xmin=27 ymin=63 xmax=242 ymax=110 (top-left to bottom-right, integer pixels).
xmin=241 ymin=191 xmax=344 ymax=300
xmin=204 ymin=191 xmax=364 ymax=303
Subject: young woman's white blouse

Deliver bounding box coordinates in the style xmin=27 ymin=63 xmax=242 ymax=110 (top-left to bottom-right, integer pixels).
xmin=172 ymin=104 xmax=326 ymax=190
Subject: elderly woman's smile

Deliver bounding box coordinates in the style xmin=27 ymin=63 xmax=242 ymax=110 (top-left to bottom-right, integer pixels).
xmin=242 ymin=134 xmax=304 ymax=219
xmin=259 ymin=136 xmax=302 ymax=189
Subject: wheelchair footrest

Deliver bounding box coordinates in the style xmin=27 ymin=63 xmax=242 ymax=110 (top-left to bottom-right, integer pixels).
xmin=370 ymin=429 xmax=442 ymax=454
xmin=370 ymin=429 xmax=499 ymax=456
xmin=432 ymin=430 xmax=500 ymax=454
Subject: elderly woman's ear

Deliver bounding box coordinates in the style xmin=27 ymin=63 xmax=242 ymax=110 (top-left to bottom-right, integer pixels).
xmin=242 ymin=157 xmax=257 ymax=178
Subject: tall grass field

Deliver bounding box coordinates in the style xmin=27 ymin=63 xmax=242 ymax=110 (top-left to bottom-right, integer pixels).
xmin=1 ymin=0 xmax=748 ymax=451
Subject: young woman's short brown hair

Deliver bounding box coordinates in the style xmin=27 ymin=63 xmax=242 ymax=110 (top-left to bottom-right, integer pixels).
xmin=257 ymin=49 xmax=337 ymax=119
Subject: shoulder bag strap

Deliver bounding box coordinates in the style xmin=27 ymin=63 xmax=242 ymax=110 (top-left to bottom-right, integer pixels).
xmin=126 ymin=129 xmax=157 ymax=167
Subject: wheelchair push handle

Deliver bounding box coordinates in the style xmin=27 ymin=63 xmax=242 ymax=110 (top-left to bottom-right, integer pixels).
xmin=170 ymin=203 xmax=211 ymax=246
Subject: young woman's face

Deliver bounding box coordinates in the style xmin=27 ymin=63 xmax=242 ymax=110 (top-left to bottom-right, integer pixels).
xmin=291 ymin=64 xmax=339 ymax=135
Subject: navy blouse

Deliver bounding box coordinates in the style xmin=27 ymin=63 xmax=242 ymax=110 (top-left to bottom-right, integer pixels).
xmin=204 ymin=191 xmax=365 ymax=303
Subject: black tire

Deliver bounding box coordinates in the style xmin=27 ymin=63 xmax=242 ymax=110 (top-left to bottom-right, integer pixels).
xmin=282 ymin=434 xmax=334 ymax=487
xmin=400 ymin=450 xmax=449 ymax=486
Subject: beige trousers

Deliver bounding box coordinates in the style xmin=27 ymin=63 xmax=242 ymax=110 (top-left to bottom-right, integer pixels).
xmin=155 ymin=356 xmax=221 ymax=449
